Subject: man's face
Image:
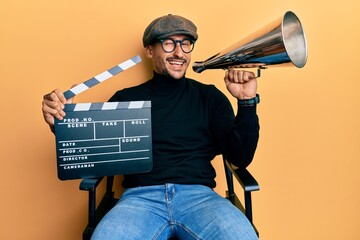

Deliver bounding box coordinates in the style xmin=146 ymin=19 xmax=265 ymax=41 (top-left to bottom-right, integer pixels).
xmin=146 ymin=34 xmax=193 ymax=79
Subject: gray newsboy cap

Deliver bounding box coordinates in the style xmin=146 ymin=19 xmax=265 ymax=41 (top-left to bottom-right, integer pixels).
xmin=143 ymin=14 xmax=198 ymax=47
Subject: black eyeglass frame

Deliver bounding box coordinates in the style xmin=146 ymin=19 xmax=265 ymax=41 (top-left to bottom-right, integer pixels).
xmin=158 ymin=38 xmax=195 ymax=53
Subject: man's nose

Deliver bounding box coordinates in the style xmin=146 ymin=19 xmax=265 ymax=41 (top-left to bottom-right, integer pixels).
xmin=173 ymin=42 xmax=184 ymax=56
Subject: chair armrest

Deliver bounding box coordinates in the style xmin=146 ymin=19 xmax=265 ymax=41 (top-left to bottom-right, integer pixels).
xmin=80 ymin=177 xmax=104 ymax=191
xmin=223 ymin=157 xmax=259 ymax=235
xmin=80 ymin=176 xmax=116 ymax=240
xmin=224 ymin=160 xmax=259 ymax=192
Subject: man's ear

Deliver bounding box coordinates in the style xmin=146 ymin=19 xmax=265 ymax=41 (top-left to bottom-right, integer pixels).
xmin=145 ymin=45 xmax=153 ymax=58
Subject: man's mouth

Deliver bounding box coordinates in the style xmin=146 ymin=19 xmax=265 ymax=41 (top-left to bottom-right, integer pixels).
xmin=167 ymin=59 xmax=186 ymax=66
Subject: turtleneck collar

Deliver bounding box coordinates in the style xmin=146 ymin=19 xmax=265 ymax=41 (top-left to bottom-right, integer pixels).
xmin=150 ymin=71 xmax=186 ymax=92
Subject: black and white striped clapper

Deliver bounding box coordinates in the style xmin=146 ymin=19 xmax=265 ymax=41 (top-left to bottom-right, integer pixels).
xmin=63 ymin=55 xmax=142 ymax=100
xmin=54 ymin=55 xmax=153 ymax=180
xmin=55 ymin=101 xmax=152 ymax=180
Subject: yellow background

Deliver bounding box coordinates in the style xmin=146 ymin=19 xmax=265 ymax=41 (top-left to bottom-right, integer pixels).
xmin=1 ymin=0 xmax=359 ymax=239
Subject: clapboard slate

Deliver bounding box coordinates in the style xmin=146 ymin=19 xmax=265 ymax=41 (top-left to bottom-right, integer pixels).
xmin=54 ymin=101 xmax=152 ymax=180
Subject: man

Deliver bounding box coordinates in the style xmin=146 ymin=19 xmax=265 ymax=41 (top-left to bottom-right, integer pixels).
xmin=42 ymin=14 xmax=259 ymax=240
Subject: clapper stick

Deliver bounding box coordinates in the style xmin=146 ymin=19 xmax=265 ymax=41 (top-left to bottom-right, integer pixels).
xmin=63 ymin=55 xmax=142 ymax=100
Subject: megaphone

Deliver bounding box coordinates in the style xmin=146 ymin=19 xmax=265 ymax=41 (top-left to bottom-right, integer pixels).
xmin=192 ymin=11 xmax=308 ymax=75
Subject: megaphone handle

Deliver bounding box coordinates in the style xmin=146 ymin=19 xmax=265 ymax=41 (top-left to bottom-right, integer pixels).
xmin=256 ymin=68 xmax=262 ymax=78
xmin=255 ymin=66 xmax=267 ymax=78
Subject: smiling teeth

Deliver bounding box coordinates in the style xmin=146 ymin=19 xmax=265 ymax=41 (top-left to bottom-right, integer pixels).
xmin=169 ymin=60 xmax=184 ymax=65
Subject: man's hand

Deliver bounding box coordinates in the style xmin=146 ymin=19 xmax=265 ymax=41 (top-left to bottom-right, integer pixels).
xmin=224 ymin=69 xmax=257 ymax=100
xmin=42 ymin=88 xmax=74 ymax=126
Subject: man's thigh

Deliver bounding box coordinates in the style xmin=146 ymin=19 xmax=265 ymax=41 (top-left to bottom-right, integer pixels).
xmin=172 ymin=185 xmax=258 ymax=240
xmin=91 ymin=187 xmax=171 ymax=240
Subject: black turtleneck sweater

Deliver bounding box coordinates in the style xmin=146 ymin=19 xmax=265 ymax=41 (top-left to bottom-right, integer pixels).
xmin=109 ymin=72 xmax=259 ymax=188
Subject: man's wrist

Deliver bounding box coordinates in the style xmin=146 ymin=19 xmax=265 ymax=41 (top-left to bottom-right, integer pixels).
xmin=238 ymin=94 xmax=260 ymax=107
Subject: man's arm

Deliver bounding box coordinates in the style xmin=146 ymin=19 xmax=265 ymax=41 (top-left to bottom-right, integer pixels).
xmin=222 ymin=69 xmax=260 ymax=167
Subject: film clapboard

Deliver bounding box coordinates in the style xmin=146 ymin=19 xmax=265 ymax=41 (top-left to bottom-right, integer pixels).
xmin=55 ymin=101 xmax=152 ymax=180
xmin=53 ymin=55 xmax=153 ymax=180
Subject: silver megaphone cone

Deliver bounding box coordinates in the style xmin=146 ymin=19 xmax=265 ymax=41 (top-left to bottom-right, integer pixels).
xmin=192 ymin=11 xmax=308 ymax=74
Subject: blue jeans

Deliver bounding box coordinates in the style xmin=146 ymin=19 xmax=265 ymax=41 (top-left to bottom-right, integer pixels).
xmin=91 ymin=184 xmax=258 ymax=240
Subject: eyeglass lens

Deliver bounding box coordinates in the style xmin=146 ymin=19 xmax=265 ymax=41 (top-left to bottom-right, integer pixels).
xmin=160 ymin=39 xmax=194 ymax=53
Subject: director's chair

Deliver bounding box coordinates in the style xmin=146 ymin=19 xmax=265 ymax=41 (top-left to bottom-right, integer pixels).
xmin=80 ymin=156 xmax=259 ymax=240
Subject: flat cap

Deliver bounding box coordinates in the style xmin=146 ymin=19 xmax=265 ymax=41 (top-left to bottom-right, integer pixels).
xmin=143 ymin=14 xmax=198 ymax=47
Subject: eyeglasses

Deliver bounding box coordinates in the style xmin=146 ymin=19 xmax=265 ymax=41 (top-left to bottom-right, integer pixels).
xmin=159 ymin=38 xmax=195 ymax=53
